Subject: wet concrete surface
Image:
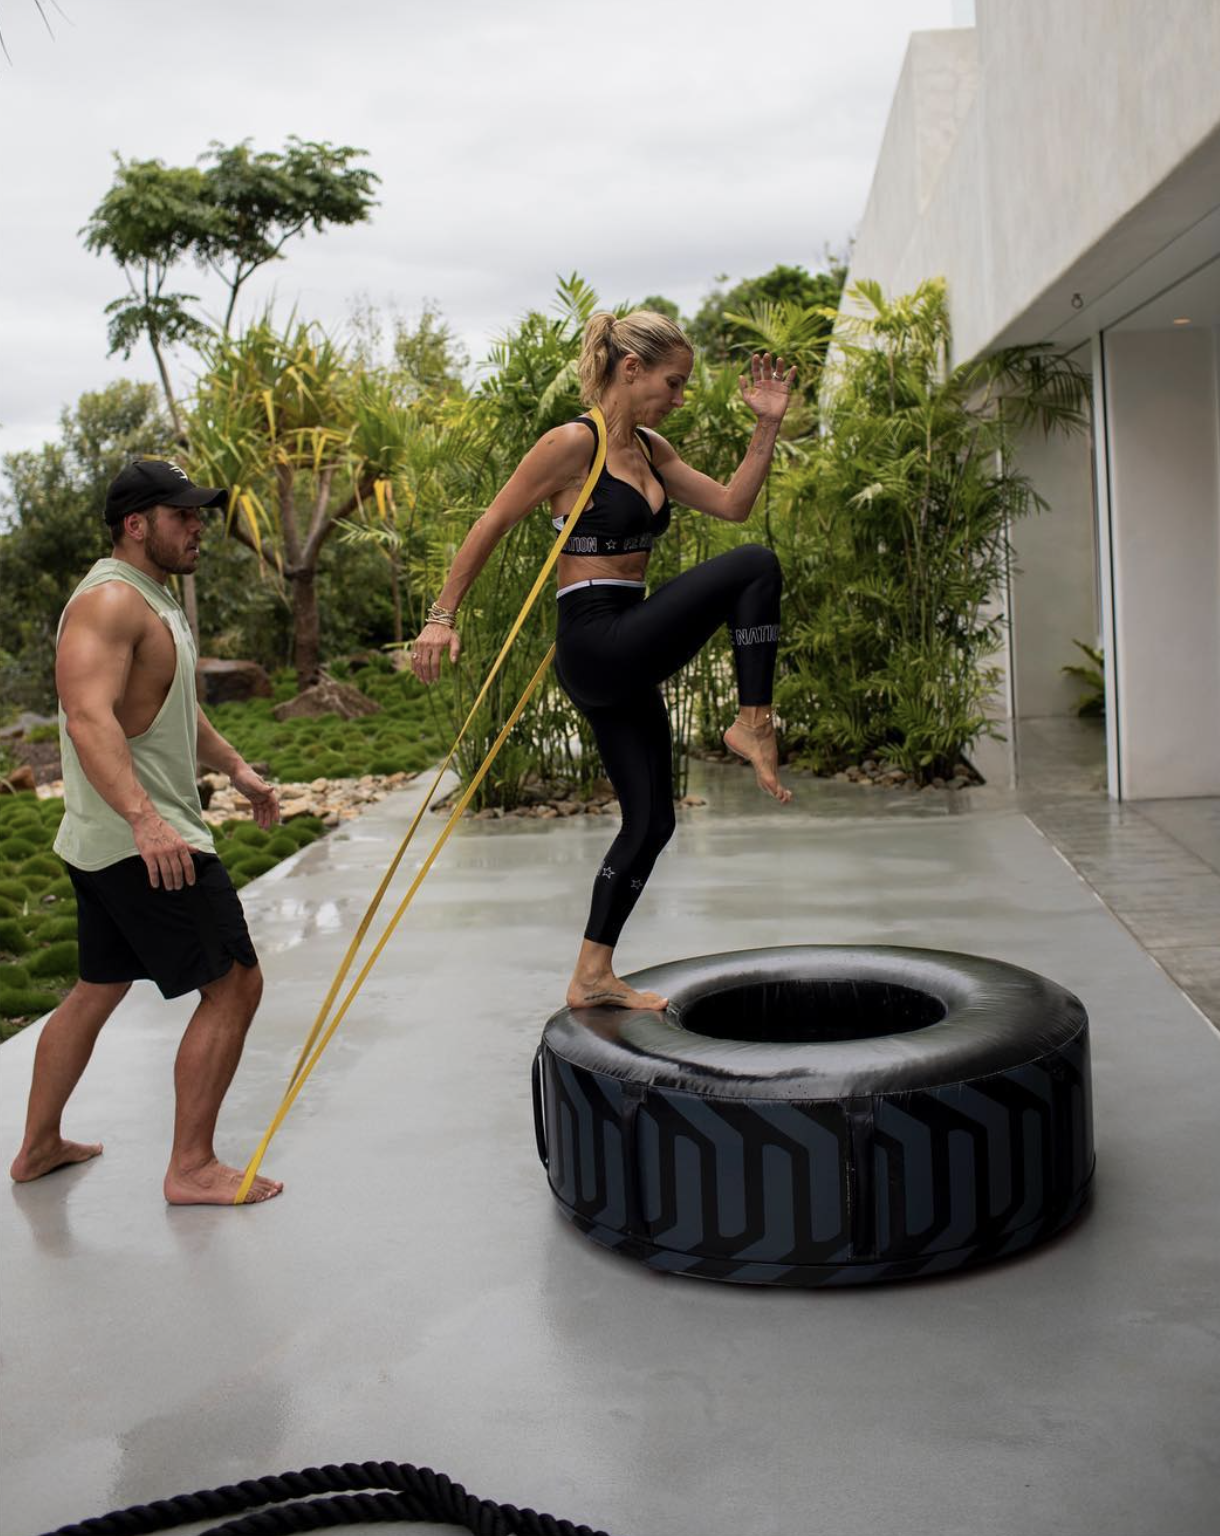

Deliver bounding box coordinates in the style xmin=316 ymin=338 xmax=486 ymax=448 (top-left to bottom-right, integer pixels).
xmin=3 ymin=756 xmax=1219 ymax=1536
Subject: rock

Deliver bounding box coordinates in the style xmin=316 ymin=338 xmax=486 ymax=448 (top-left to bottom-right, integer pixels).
xmin=949 ymin=776 xmax=969 ymax=790
xmin=280 ymin=798 xmax=313 ymax=820
xmin=862 ymin=758 xmax=877 ymax=772
xmin=196 ymin=658 xmax=273 ymax=705
xmin=833 ymin=771 xmax=851 ymax=782
xmin=0 ymin=711 xmax=56 ymax=741
xmin=322 ymin=811 xmax=340 ymax=827
xmin=537 ymin=806 xmax=559 ymax=819
xmin=678 ymin=794 xmax=708 ymax=807
xmin=474 ymin=807 xmax=498 ymax=820
xmin=273 ymin=680 xmax=380 ymax=722
xmin=554 ymin=801 xmax=582 ymax=817
xmin=1 ymin=763 xmax=37 ymax=793
xmin=932 ymin=776 xmax=946 ymax=789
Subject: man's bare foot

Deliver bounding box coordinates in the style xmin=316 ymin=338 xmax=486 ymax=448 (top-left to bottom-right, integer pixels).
xmin=10 ymin=1138 xmax=104 ymax=1183
xmin=566 ymin=973 xmax=668 ymax=1012
xmin=164 ymin=1157 xmax=283 ymax=1205
xmin=724 ymin=713 xmax=793 ymax=803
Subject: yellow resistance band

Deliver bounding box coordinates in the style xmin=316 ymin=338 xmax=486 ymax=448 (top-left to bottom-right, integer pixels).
xmin=234 ymin=408 xmax=608 ymax=1202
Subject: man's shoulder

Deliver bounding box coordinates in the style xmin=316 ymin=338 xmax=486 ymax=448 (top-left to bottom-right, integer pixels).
xmin=61 ymin=577 xmax=155 ymax=641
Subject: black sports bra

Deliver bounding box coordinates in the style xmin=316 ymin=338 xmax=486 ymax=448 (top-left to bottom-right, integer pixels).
xmin=551 ymin=417 xmax=672 ymax=556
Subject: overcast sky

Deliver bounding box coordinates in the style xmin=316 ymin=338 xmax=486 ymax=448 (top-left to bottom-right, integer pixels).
xmin=0 ymin=0 xmax=955 ymax=459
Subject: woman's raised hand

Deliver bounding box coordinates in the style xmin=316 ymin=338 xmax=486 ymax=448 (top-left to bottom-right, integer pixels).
xmin=739 ymin=352 xmax=797 ymax=422
xmin=410 ymin=621 xmax=462 ymax=685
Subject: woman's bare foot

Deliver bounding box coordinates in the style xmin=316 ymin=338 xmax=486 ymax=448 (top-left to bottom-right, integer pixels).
xmin=723 ymin=712 xmax=793 ymax=803
xmin=10 ymin=1137 xmax=103 ymax=1182
xmin=164 ymin=1157 xmax=283 ymax=1206
xmin=566 ymin=972 xmax=668 ymax=1012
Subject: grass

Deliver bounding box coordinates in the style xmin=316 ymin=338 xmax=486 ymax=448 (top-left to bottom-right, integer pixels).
xmin=0 ymin=792 xmax=327 ymax=1040
xmin=204 ymin=661 xmax=452 ymax=783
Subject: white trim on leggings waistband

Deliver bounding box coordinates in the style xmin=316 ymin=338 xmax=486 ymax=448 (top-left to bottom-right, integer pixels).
xmin=556 ymin=578 xmax=647 ymax=599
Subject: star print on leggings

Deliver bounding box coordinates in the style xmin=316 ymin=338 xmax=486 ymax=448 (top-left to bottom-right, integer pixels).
xmin=599 ymin=864 xmax=615 ymax=880
xmin=630 ymin=877 xmax=644 ymax=891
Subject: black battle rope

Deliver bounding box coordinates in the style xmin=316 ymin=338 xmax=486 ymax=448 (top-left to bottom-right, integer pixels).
xmin=42 ymin=1460 xmax=613 ymax=1536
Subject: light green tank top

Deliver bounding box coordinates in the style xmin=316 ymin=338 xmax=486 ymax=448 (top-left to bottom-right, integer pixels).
xmin=53 ymin=559 xmax=215 ymax=871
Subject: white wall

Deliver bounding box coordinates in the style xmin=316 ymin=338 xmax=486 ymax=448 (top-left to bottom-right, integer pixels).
xmin=845 ymin=1 xmax=1220 ymax=364
xmin=1010 ymin=418 xmax=1099 ymax=718
xmin=1102 ymin=327 xmax=1220 ymax=798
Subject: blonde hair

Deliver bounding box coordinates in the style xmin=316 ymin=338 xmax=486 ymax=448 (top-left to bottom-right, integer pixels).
xmin=577 ymin=309 xmax=693 ymax=405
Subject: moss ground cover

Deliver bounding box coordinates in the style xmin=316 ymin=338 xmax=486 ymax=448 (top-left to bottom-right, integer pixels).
xmin=0 ymin=792 xmax=326 ymax=1040
xmin=204 ymin=663 xmax=451 ymax=784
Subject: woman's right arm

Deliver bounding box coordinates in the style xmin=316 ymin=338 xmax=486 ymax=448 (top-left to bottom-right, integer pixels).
xmin=410 ymin=423 xmax=592 ymax=684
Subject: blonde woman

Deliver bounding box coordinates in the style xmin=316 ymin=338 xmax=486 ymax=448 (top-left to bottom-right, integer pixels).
xmin=412 ymin=310 xmax=795 ymax=1011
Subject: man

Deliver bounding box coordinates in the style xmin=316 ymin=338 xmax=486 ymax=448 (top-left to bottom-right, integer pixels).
xmin=9 ymin=459 xmax=283 ymax=1204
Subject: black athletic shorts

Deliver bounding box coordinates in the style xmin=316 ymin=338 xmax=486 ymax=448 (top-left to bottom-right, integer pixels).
xmin=67 ymin=852 xmax=258 ymax=999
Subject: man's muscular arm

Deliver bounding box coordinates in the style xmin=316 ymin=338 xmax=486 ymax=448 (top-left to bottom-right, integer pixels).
xmin=57 ymin=586 xmax=199 ymax=890
xmin=196 ymin=709 xmax=279 ymax=830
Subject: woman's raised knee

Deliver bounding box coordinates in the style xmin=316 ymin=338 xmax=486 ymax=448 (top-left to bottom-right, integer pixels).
xmin=733 ymin=542 xmax=782 ymax=586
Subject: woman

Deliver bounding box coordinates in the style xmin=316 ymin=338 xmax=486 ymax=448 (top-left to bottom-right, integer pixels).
xmin=411 ymin=310 xmax=795 ymax=1012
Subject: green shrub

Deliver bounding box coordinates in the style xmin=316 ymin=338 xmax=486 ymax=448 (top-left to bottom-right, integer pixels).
xmin=0 ymin=988 xmax=61 ymax=1022
xmin=0 ymin=919 xmax=33 ymax=955
xmin=0 ymin=837 xmax=39 ymax=860
xmin=265 ymin=832 xmax=298 ymax=858
xmin=231 ymin=853 xmax=279 ymax=881
xmin=227 ymin=823 xmax=267 ymax=846
xmin=36 ymin=916 xmax=78 ymax=943
xmin=20 ymin=854 xmax=63 ymax=879
xmin=0 ymin=963 xmax=31 ymax=988
xmin=42 ymin=877 xmax=74 ymax=901
xmin=0 ymin=895 xmax=20 ymax=918
xmin=26 ymin=940 xmax=78 ymax=979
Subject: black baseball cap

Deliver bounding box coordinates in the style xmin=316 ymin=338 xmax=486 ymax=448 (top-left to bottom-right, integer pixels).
xmin=104 ymin=459 xmax=228 ymax=525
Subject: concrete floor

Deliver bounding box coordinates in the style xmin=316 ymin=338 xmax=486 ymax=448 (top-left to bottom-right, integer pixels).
xmin=3 ymin=759 xmax=1219 ymax=1536
xmin=1007 ymin=716 xmax=1220 ymax=1027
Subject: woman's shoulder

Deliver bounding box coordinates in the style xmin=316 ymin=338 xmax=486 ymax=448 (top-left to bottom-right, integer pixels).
xmin=534 ymin=418 xmax=599 ymax=462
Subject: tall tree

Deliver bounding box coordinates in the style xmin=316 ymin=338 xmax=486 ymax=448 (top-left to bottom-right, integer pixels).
xmin=688 ymin=260 xmax=847 ymax=363
xmin=82 ymin=137 xmax=379 ymax=639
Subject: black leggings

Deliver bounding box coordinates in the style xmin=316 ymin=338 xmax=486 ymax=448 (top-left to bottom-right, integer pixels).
xmin=554 ymin=543 xmax=782 ymax=948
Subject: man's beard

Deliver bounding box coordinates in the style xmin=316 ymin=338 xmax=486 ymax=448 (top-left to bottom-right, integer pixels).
xmin=144 ymin=519 xmax=198 ymax=576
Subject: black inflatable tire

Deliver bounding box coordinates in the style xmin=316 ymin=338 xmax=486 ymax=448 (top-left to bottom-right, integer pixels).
xmin=533 ymin=946 xmax=1094 ymax=1286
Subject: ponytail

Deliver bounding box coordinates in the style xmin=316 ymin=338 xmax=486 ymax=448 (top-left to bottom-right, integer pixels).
xmin=577 ymin=309 xmax=693 ymax=405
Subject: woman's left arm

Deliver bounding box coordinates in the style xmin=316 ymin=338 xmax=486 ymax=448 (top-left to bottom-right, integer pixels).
xmin=647 ymin=351 xmax=796 ymax=523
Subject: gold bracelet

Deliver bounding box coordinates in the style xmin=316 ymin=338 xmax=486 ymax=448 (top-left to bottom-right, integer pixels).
xmin=426 ymin=601 xmax=458 ymax=629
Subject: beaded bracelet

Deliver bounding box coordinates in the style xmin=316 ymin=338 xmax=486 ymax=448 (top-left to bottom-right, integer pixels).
xmin=426 ymin=601 xmax=458 ymax=629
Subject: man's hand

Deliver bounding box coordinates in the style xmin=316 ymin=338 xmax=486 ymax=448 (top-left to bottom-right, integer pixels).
xmin=231 ymin=762 xmax=280 ymax=829
xmin=132 ymin=810 xmax=200 ymax=890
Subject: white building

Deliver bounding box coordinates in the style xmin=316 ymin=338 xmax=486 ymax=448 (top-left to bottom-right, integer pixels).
xmin=842 ymin=0 xmax=1220 ymax=799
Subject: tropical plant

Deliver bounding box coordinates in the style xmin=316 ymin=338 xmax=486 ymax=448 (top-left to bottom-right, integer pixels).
xmin=688 ymin=260 xmax=847 ymax=364
xmin=773 ymin=277 xmax=1090 ymax=780
xmin=1062 ymin=639 xmax=1105 ymax=717
xmin=186 ymin=315 xmax=409 ymax=688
